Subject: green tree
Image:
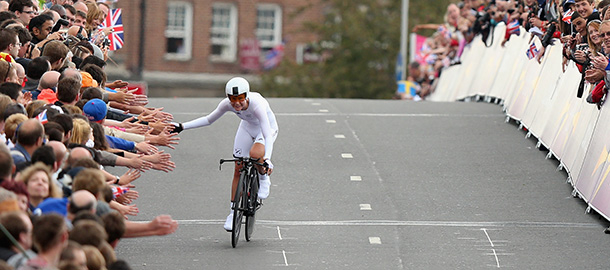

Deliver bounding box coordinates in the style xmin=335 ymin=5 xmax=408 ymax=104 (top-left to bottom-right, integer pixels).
xmin=262 ymin=0 xmax=452 ymax=99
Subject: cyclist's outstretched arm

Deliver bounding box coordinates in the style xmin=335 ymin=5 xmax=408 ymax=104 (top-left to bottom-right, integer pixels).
xmin=171 ymin=100 xmax=231 ymax=133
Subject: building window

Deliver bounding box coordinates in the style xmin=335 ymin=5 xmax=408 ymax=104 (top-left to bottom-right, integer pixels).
xmin=256 ymin=4 xmax=282 ymax=52
xmin=210 ymin=3 xmax=237 ymax=62
xmin=165 ymin=1 xmax=193 ymax=60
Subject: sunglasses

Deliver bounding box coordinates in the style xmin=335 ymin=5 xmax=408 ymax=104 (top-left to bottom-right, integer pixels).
xmin=228 ymin=93 xmax=246 ymax=102
xmin=601 ymin=31 xmax=610 ymax=38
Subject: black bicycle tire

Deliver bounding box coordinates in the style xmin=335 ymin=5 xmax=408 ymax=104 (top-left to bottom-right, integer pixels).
xmin=231 ymin=172 xmax=246 ymax=248
xmin=245 ymin=170 xmax=259 ymax=241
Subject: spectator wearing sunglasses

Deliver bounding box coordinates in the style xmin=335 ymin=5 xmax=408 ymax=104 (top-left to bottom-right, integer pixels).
xmin=8 ymin=0 xmax=36 ymax=26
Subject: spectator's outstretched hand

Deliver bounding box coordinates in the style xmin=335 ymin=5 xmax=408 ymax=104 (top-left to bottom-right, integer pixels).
xmin=125 ymin=124 xmax=149 ymax=135
xmin=131 ymin=94 xmax=149 ymax=106
xmin=150 ymin=215 xmax=179 ymax=236
xmin=115 ymin=189 xmax=139 ymax=205
xmin=536 ymin=46 xmax=546 ymax=64
xmin=124 ymin=189 xmax=139 ymax=200
xmin=118 ymin=169 xmax=141 ymax=186
xmin=144 ymin=107 xmax=173 ymax=122
xmin=585 ymin=69 xmax=605 ymax=83
xmin=106 ymin=80 xmax=129 ymax=89
xmin=143 ymin=150 xmax=171 ymax=164
xmin=19 ymin=91 xmax=32 ymax=107
xmin=129 ymin=157 xmax=153 ymax=171
xmin=145 ymin=127 xmax=180 ymax=149
xmin=573 ymin=50 xmax=588 ymax=63
xmin=148 ymin=121 xmax=174 ymax=135
xmin=115 ymin=203 xmax=139 ymax=219
xmin=151 ymin=160 xmax=176 ymax=172
xmin=592 ymin=53 xmax=609 ymax=70
xmin=135 ymin=141 xmax=158 ymax=155
xmin=111 ymin=89 xmax=136 ymax=104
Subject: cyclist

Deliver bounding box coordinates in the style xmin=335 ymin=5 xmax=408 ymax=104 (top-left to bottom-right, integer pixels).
xmin=171 ymin=77 xmax=278 ymax=231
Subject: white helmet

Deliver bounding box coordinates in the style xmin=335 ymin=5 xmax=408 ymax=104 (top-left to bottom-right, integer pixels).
xmin=225 ymin=77 xmax=250 ymax=98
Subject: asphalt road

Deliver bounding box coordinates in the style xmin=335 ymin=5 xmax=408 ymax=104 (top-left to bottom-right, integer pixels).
xmin=109 ymin=98 xmax=610 ymax=270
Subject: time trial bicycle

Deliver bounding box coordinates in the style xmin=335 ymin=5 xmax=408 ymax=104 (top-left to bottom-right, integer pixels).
xmin=219 ymin=157 xmax=266 ymax=248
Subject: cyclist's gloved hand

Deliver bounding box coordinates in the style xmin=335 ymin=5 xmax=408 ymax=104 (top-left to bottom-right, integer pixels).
xmin=170 ymin=123 xmax=183 ymax=134
xmin=264 ymin=159 xmax=273 ymax=170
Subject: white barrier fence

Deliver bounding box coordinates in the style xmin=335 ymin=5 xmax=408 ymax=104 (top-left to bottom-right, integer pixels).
xmin=430 ymin=23 xmax=610 ymax=220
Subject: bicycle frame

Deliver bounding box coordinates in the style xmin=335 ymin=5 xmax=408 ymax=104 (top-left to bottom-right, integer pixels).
xmin=219 ymin=157 xmax=266 ymax=247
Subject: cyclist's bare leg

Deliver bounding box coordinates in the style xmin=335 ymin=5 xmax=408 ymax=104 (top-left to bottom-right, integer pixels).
xmin=250 ymin=142 xmax=271 ymax=199
xmin=250 ymin=142 xmax=266 ymax=173
xmin=231 ymin=163 xmax=243 ymax=200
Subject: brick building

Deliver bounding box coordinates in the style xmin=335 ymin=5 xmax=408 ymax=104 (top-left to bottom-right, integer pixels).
xmin=113 ymin=0 xmax=325 ymax=91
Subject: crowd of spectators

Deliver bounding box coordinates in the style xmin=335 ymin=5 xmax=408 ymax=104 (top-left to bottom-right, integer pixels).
xmin=0 ymin=0 xmax=181 ymax=269
xmin=397 ymin=0 xmax=610 ymax=105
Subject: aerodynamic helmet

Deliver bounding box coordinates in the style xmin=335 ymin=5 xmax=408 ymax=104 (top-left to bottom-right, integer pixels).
xmin=225 ymin=77 xmax=250 ymax=98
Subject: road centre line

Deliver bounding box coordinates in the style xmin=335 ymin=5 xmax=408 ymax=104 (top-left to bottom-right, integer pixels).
xmin=334 ymin=134 xmax=346 ymax=138
xmin=350 ymin=175 xmax=362 ymax=181
xmin=174 ymin=219 xmax=600 ymax=228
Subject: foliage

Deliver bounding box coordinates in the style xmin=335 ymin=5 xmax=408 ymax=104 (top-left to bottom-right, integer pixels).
xmin=261 ymin=0 xmax=452 ymax=99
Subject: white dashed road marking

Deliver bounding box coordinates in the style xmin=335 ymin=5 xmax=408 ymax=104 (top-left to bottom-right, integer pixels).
xmin=360 ymin=204 xmax=372 ymax=210
xmin=334 ymin=134 xmax=346 ymax=138
xmin=341 ymin=153 xmax=353 ymax=159
xmin=350 ymin=176 xmax=362 ymax=181
xmin=369 ymin=237 xmax=381 ymax=244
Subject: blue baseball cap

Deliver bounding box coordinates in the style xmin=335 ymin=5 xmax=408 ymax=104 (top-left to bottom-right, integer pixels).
xmin=83 ymin=98 xmax=107 ymax=122
xmin=35 ymin=197 xmax=68 ymax=217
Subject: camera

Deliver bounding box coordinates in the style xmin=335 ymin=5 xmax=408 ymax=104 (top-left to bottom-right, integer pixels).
xmin=103 ymin=38 xmax=110 ymax=49
xmin=473 ymin=9 xmax=494 ymax=43
xmin=51 ymin=19 xmax=70 ymax=33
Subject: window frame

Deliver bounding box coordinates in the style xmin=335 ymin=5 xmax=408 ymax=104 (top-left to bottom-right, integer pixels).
xmin=164 ymin=1 xmax=193 ymax=61
xmin=210 ymin=2 xmax=238 ymax=62
xmin=256 ymin=3 xmax=283 ymax=51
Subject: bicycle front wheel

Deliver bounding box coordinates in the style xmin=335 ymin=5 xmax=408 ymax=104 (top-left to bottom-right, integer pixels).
xmin=245 ymin=172 xmax=259 ymax=241
xmin=231 ymin=173 xmax=246 ymax=248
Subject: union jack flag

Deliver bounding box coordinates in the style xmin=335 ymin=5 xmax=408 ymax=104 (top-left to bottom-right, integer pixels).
xmin=526 ymin=42 xmax=539 ymax=60
xmin=263 ymin=43 xmax=284 ymax=70
xmin=506 ymin=19 xmax=520 ymax=37
xmin=36 ymin=109 xmax=48 ymax=124
xmin=100 ymin=8 xmax=124 ymax=51
xmin=437 ymin=25 xmax=452 ymax=39
xmin=563 ymin=9 xmax=574 ymax=24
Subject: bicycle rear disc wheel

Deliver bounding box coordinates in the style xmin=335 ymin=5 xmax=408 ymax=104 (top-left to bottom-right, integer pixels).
xmin=231 ymin=174 xmax=246 ymax=248
xmin=245 ymin=174 xmax=259 ymax=241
